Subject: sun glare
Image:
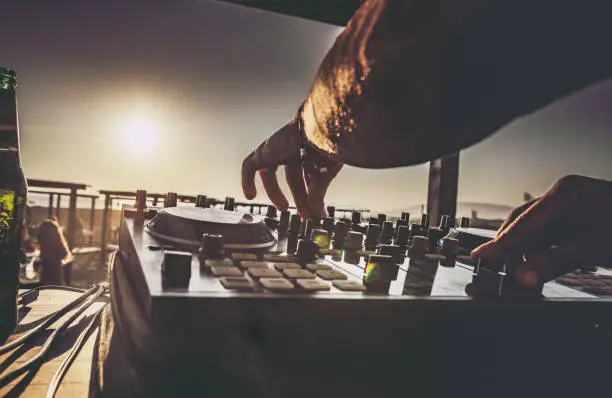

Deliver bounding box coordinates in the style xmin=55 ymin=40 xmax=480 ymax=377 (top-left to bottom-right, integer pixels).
xmin=124 ymin=118 xmax=156 ymax=154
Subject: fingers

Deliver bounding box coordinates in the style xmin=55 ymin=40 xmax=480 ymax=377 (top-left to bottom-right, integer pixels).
xmin=496 ymin=198 xmax=539 ymax=237
xmin=513 ymin=238 xmax=595 ymax=287
xmin=259 ymin=168 xmax=289 ymax=211
xmin=284 ymin=163 xmax=312 ymax=219
xmin=306 ymin=163 xmax=343 ymax=219
xmin=472 ymin=191 xmax=569 ymax=261
xmin=241 ymin=121 xmax=302 ymax=201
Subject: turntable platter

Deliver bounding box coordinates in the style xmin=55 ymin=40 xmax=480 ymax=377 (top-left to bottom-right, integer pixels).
xmin=144 ymin=207 xmax=276 ymax=249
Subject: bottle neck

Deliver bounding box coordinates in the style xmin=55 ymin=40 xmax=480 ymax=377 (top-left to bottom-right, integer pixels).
xmin=0 ymin=88 xmax=19 ymax=150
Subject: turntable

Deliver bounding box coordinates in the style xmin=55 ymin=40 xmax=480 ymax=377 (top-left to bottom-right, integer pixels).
xmin=110 ymin=191 xmax=612 ymax=398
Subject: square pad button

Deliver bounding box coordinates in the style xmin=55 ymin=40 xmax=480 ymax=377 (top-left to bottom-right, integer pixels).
xmin=297 ymin=279 xmax=331 ymax=291
xmin=211 ymin=266 xmax=243 ymax=277
xmin=333 ymin=280 xmax=366 ymax=291
xmin=274 ymin=262 xmax=302 ymax=271
xmin=219 ymin=277 xmax=254 ymax=290
xmin=283 ymin=269 xmax=315 ymax=279
xmin=317 ymin=270 xmax=347 ymax=280
xmin=239 ymin=261 xmax=269 ymax=269
xmin=248 ymin=268 xmax=282 ymax=279
xmin=263 ymin=254 xmax=295 ymax=262
xmin=204 ymin=259 xmax=233 ymax=268
xmin=260 ymin=278 xmax=295 ymax=291
xmin=306 ymin=263 xmax=332 ymax=272
xmin=230 ymin=253 xmax=258 ymax=261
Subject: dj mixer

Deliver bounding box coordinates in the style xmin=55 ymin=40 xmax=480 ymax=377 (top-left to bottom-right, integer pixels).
xmin=110 ymin=191 xmax=612 ymax=398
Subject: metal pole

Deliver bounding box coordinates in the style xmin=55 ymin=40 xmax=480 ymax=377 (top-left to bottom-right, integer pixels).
xmin=101 ymin=193 xmax=111 ymax=255
xmin=426 ymin=152 xmax=459 ymax=227
xmin=56 ymin=194 xmax=62 ymax=223
xmin=67 ymin=188 xmax=78 ymax=248
xmin=48 ymin=193 xmax=54 ymax=218
xmin=89 ymin=197 xmax=96 ymax=244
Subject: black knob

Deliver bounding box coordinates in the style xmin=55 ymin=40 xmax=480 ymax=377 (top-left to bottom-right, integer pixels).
xmin=310 ymin=229 xmax=330 ymax=249
xmin=264 ymin=217 xmax=279 ymax=230
xmin=420 ymin=214 xmax=430 ymax=230
xmin=394 ymin=219 xmax=409 ymax=239
xmin=439 ymin=215 xmax=451 ymax=232
xmin=377 ymin=213 xmax=387 ymax=225
xmin=288 ymin=214 xmax=301 ymax=235
xmin=363 ymin=254 xmax=398 ymax=292
xmin=304 ymin=219 xmax=320 ymax=238
xmin=296 ymin=239 xmax=317 ymax=263
xmin=322 ymin=217 xmax=335 ymax=233
xmin=333 ymin=220 xmax=349 ymax=249
xmin=266 ymin=205 xmax=277 ymax=218
xmin=410 ymin=224 xmax=423 ymax=238
xmin=408 ymin=236 xmax=430 ymax=257
xmin=365 ymin=224 xmax=381 ymax=251
xmin=279 ymin=211 xmax=290 ymax=233
xmin=460 ymin=217 xmax=470 ymax=228
xmin=343 ymin=231 xmax=363 ymax=264
xmin=427 ymin=227 xmax=445 ymax=250
xmin=286 ymin=234 xmax=298 ymax=255
xmin=200 ymin=233 xmax=223 ymax=258
xmin=377 ymin=244 xmax=403 ymax=264
xmin=380 ymin=221 xmax=394 ymax=244
xmin=195 ymin=195 xmax=207 ymax=208
xmin=162 ymin=250 xmax=192 ymax=288
xmin=368 ymin=217 xmax=379 ymax=226
xmin=326 ymin=205 xmax=336 ymax=219
xmin=351 ymin=211 xmax=362 ymax=226
xmin=224 ymin=197 xmax=235 ymax=211
xmin=396 ymin=225 xmax=410 ymax=247
xmin=401 ymin=212 xmax=410 ymax=221
xmin=164 ymin=192 xmax=178 ymax=208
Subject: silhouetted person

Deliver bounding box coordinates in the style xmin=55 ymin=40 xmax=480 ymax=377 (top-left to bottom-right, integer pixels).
xmin=35 ymin=218 xmax=73 ymax=285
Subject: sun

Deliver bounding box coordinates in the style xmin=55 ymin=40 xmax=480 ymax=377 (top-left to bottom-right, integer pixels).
xmin=123 ymin=118 xmax=156 ymax=154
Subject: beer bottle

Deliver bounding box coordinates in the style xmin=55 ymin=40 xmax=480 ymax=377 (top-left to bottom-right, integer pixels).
xmin=0 ymin=67 xmax=27 ymax=342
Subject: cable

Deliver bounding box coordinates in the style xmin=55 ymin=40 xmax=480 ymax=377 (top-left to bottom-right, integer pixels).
xmin=0 ymin=285 xmax=106 ymax=388
xmin=19 ymin=285 xmax=88 ymax=298
xmin=0 ymin=285 xmax=100 ymax=355
xmin=45 ymin=305 xmax=105 ymax=398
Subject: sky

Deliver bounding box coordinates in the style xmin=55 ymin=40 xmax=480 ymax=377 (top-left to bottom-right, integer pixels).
xmin=3 ymin=0 xmax=612 ymax=213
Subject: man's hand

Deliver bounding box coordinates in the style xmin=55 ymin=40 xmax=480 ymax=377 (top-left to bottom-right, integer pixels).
xmin=241 ymin=119 xmax=343 ymax=220
xmin=472 ymin=175 xmax=612 ymax=287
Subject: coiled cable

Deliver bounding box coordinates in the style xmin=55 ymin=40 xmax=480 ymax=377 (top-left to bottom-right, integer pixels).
xmin=0 ymin=284 xmax=107 ymax=389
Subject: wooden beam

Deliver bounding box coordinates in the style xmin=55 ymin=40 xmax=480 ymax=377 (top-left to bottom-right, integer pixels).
xmin=27 ymin=179 xmax=87 ymax=191
xmin=100 ymin=194 xmax=111 ymax=255
xmin=426 ymin=153 xmax=460 ymax=228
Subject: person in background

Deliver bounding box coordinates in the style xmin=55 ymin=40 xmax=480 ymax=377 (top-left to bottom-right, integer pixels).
xmin=35 ymin=218 xmax=73 ymax=285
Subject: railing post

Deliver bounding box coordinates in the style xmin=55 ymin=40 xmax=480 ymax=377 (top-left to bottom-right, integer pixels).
xmin=426 ymin=152 xmax=460 ymax=227
xmin=67 ymin=187 xmax=78 ymax=248
xmin=100 ymin=193 xmax=111 ymax=255
xmin=55 ymin=194 xmax=62 ymax=222
xmin=89 ymin=197 xmax=96 ymax=244
xmin=48 ymin=193 xmax=54 ymax=218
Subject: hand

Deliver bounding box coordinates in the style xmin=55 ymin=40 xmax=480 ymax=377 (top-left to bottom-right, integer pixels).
xmin=471 ymin=175 xmax=612 ymax=287
xmin=241 ymin=116 xmax=343 ymax=220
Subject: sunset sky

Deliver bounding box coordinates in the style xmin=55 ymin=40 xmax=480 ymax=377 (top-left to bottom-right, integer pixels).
xmin=3 ymin=0 xmax=612 ymax=212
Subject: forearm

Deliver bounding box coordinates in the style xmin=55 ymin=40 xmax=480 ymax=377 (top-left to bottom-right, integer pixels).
xmin=301 ymin=0 xmax=612 ymax=168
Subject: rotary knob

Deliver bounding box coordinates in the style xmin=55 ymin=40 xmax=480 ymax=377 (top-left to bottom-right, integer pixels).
xmin=377 ymin=213 xmax=387 ymax=225
xmin=199 ymin=233 xmax=224 ymax=259
xmin=408 ymin=236 xmax=430 ymax=257
xmin=164 ymin=192 xmax=178 ymax=208
xmin=296 ymin=239 xmax=318 ymax=263
xmin=460 ymin=217 xmax=470 ymax=228
xmin=380 ymin=221 xmax=394 ymax=245
xmin=266 ymin=205 xmax=277 ymax=218
xmin=420 ymin=214 xmax=430 ymax=230
xmin=395 ymin=225 xmax=410 ymax=247
xmin=278 ymin=210 xmax=290 ymax=234
xmin=322 ymin=217 xmax=335 ymax=233
xmin=332 ymin=220 xmax=350 ymax=249
xmin=401 ymin=212 xmax=410 ymax=221
xmin=224 ymin=197 xmax=235 ymax=211
xmin=326 ymin=205 xmax=336 ymax=219
xmin=365 ymin=224 xmax=381 ymax=251
xmin=344 ymin=231 xmax=364 ymax=264
xmin=162 ymin=250 xmax=192 ymax=288
xmin=377 ymin=244 xmax=403 ymax=264
xmin=195 ymin=195 xmax=207 ymax=208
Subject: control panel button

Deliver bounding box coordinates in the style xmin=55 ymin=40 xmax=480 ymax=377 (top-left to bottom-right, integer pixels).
xmin=239 ymin=261 xmax=269 ymax=269
xmin=260 ymin=278 xmax=295 ymax=291
xmin=248 ymin=268 xmax=283 ymax=279
xmin=310 ymin=229 xmax=331 ymax=249
xmin=297 ymin=279 xmax=331 ymax=291
xmin=316 ymin=269 xmax=348 ymax=281
xmin=161 ymin=250 xmax=192 ymax=288
xmin=333 ymin=280 xmax=366 ymax=291
xmin=283 ymin=269 xmax=315 ymax=279
xmin=219 ymin=277 xmax=254 ymax=291
xmin=230 ymin=252 xmax=258 ymax=261
xmin=306 ymin=263 xmax=333 ymax=272
xmin=211 ymin=266 xmax=243 ymax=277
xmin=273 ymin=262 xmax=302 ymax=271
xmin=200 ymin=233 xmax=224 ymax=259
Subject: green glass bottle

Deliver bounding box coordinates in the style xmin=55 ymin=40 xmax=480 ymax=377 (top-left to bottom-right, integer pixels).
xmin=0 ymin=68 xmax=27 ymax=342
